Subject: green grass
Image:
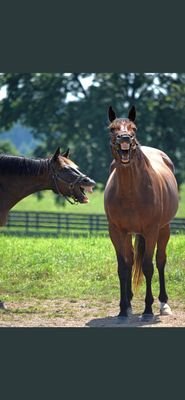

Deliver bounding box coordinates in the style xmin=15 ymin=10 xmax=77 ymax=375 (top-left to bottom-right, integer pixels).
xmin=3 ymin=182 xmax=185 ymax=306
xmin=12 ymin=188 xmax=105 ymax=214
xmin=0 ymin=235 xmax=185 ymax=304
xmin=176 ymin=184 xmax=185 ymax=218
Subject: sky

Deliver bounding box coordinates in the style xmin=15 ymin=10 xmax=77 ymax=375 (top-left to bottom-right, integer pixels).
xmin=0 ymin=85 xmax=7 ymax=100
xmin=66 ymin=74 xmax=94 ymax=101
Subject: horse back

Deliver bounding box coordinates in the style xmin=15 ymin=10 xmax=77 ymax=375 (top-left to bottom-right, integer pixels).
xmin=141 ymin=146 xmax=175 ymax=173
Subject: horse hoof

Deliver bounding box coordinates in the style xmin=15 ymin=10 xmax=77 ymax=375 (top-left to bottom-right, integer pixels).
xmin=116 ymin=316 xmax=129 ymax=324
xmin=118 ymin=312 xmax=128 ymax=319
xmin=140 ymin=313 xmax=154 ymax=322
xmin=160 ymin=303 xmax=172 ymax=316
xmin=127 ymin=307 xmax=132 ymax=316
xmin=0 ymin=301 xmax=5 ymax=310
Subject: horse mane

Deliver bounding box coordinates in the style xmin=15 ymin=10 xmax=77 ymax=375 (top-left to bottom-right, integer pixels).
xmin=0 ymin=154 xmax=50 ymax=176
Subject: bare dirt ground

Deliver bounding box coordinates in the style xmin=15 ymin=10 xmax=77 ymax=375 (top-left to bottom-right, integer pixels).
xmin=0 ymin=298 xmax=185 ymax=327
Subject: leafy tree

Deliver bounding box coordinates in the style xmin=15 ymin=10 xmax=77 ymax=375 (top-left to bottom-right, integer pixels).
xmin=59 ymin=73 xmax=185 ymax=185
xmin=0 ymin=72 xmax=184 ymax=186
xmin=0 ymin=139 xmax=18 ymax=155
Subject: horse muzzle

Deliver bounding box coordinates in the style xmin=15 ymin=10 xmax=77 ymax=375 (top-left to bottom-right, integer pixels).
xmin=70 ymin=175 xmax=96 ymax=203
xmin=115 ymin=135 xmax=134 ymax=164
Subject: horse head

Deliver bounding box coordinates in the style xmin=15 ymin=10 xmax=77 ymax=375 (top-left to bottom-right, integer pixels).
xmin=108 ymin=105 xmax=139 ymax=165
xmin=50 ymin=147 xmax=96 ymax=203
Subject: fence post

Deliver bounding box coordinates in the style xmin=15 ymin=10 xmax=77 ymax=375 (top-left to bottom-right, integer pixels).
xmin=66 ymin=214 xmax=70 ymax=233
xmin=57 ymin=213 xmax=61 ymax=235
xmin=25 ymin=211 xmax=29 ymax=234
xmin=89 ymin=215 xmax=93 ymax=234
xmin=96 ymin=215 xmax=99 ymax=232
xmin=36 ymin=212 xmax=39 ymax=231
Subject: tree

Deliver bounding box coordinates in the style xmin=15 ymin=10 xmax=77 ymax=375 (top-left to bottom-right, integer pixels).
xmin=58 ymin=73 xmax=185 ymax=185
xmin=0 ymin=72 xmax=184 ymax=186
xmin=0 ymin=140 xmax=18 ymax=155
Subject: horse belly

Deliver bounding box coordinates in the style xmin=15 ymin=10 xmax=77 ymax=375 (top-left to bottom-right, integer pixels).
xmin=160 ymin=182 xmax=179 ymax=224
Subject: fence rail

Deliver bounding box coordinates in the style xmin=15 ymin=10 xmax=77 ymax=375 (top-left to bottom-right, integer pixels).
xmin=1 ymin=211 xmax=185 ymax=237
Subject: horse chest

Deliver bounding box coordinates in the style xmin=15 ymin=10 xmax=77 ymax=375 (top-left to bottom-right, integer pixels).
xmin=106 ymin=193 xmax=155 ymax=233
xmin=112 ymin=189 xmax=154 ymax=213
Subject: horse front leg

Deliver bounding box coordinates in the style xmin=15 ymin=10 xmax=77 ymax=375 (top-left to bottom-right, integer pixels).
xmin=124 ymin=235 xmax=134 ymax=313
xmin=117 ymin=252 xmax=133 ymax=317
xmin=109 ymin=226 xmax=133 ymax=317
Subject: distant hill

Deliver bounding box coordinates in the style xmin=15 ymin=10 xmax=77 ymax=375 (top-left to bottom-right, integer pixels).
xmin=0 ymin=123 xmax=39 ymax=155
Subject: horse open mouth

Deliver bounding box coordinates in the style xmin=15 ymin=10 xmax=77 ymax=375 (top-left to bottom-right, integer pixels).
xmin=73 ymin=183 xmax=95 ymax=203
xmin=119 ymin=143 xmax=131 ymax=164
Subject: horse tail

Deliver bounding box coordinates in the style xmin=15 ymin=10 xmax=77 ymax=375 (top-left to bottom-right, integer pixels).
xmin=132 ymin=234 xmax=145 ymax=291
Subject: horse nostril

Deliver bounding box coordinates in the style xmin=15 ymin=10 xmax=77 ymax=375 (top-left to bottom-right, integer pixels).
xmin=121 ymin=136 xmax=130 ymax=143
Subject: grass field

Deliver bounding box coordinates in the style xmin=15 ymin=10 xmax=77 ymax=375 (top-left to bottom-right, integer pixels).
xmin=12 ymin=183 xmax=185 ymax=217
xmin=12 ymin=188 xmax=105 ymax=214
xmin=1 ymin=182 xmax=185 ymax=320
xmin=176 ymin=184 xmax=185 ymax=218
xmin=0 ymin=235 xmax=185 ymax=304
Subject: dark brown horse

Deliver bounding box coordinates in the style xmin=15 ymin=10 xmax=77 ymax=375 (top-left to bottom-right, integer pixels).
xmin=0 ymin=147 xmax=95 ymax=226
xmin=104 ymin=105 xmax=179 ymax=319
xmin=0 ymin=147 xmax=95 ymax=309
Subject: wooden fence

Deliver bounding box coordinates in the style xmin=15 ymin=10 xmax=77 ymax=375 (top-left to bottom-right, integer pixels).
xmin=1 ymin=211 xmax=185 ymax=237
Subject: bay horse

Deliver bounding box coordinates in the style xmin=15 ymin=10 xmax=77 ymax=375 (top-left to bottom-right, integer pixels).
xmin=0 ymin=147 xmax=95 ymax=226
xmin=0 ymin=147 xmax=95 ymax=309
xmin=104 ymin=105 xmax=179 ymax=319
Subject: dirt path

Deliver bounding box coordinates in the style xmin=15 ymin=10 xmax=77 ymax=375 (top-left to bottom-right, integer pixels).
xmin=0 ymin=298 xmax=185 ymax=327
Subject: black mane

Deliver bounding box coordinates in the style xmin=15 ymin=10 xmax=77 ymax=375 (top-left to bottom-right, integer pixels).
xmin=0 ymin=154 xmax=50 ymax=176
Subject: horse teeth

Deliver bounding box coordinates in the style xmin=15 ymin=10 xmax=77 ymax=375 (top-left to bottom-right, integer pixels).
xmin=81 ymin=186 xmax=93 ymax=193
xmin=121 ymin=143 xmax=130 ymax=150
xmin=86 ymin=187 xmax=93 ymax=193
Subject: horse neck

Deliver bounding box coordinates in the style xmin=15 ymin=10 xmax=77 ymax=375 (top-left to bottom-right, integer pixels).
xmin=114 ymin=148 xmax=149 ymax=193
xmin=13 ymin=171 xmax=52 ymax=195
xmin=0 ymin=158 xmax=53 ymax=210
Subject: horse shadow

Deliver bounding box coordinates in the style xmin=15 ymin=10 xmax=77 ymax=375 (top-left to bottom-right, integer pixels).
xmin=86 ymin=313 xmax=162 ymax=328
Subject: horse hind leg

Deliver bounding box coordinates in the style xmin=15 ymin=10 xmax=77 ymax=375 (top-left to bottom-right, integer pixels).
xmin=127 ymin=267 xmax=133 ymax=314
xmin=156 ymin=224 xmax=172 ymax=316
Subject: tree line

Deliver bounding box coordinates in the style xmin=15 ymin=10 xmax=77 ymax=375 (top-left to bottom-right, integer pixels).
xmin=0 ymin=73 xmax=185 ymax=186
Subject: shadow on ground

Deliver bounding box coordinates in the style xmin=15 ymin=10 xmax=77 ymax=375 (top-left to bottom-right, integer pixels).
xmin=86 ymin=313 xmax=162 ymax=328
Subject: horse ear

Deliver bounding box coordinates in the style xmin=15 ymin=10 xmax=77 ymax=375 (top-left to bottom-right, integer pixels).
xmin=52 ymin=147 xmax=61 ymax=161
xmin=62 ymin=148 xmax=70 ymax=158
xmin=108 ymin=106 xmax=116 ymax=122
xmin=128 ymin=105 xmax=136 ymax=122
